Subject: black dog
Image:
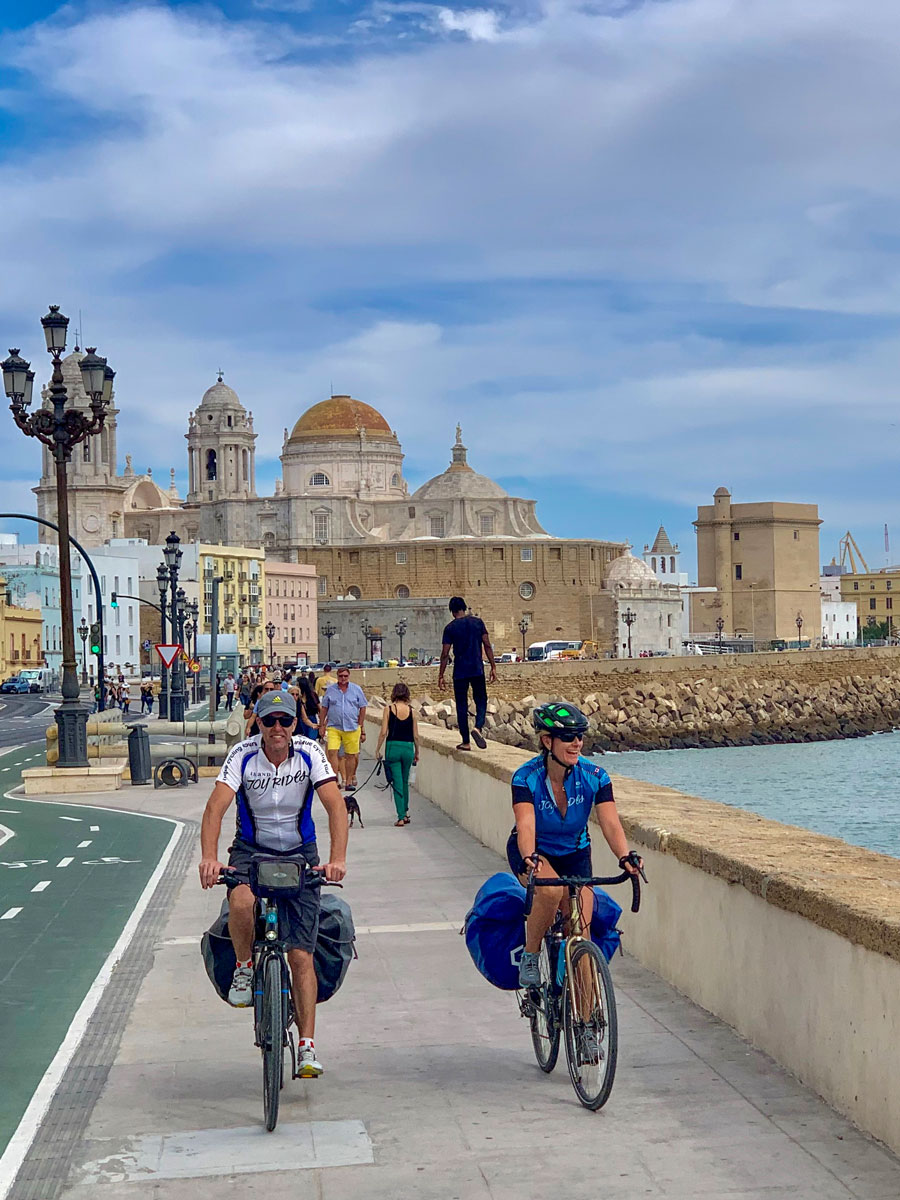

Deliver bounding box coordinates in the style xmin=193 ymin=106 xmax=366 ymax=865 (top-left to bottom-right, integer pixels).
xmin=344 ymin=790 xmax=364 ymax=828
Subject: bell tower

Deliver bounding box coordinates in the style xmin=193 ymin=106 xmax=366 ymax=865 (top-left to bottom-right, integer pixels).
xmin=185 ymin=373 xmax=257 ymax=503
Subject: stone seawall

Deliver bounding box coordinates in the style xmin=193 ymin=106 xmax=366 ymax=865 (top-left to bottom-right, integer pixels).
xmin=358 ymin=648 xmax=900 ymax=751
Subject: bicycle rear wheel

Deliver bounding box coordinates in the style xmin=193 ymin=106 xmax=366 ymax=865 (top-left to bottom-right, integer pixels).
xmin=562 ymin=939 xmax=617 ymax=1110
xmin=262 ymin=956 xmax=285 ymax=1131
xmin=529 ymin=939 xmax=561 ymax=1073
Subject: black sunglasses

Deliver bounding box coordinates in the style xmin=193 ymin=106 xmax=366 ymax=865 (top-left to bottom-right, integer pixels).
xmin=553 ymin=730 xmax=584 ymax=743
xmin=261 ymin=713 xmax=294 ymax=728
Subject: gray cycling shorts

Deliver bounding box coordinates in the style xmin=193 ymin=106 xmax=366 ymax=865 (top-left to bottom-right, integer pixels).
xmin=226 ymin=836 xmax=320 ymax=953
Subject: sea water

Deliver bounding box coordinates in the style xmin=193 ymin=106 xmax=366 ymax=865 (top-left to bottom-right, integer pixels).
xmin=598 ymin=732 xmax=900 ymax=858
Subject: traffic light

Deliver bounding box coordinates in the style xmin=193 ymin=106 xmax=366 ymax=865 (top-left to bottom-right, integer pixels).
xmin=89 ymin=622 xmax=101 ymax=655
xmin=110 ymin=591 xmax=118 ymax=608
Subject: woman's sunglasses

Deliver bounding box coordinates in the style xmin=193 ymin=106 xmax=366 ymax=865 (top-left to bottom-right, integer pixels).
xmin=553 ymin=731 xmax=584 ymax=743
xmin=261 ymin=714 xmax=294 ymax=728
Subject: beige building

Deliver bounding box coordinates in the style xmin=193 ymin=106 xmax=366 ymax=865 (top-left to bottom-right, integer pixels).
xmin=264 ymin=562 xmax=317 ymax=666
xmin=199 ymin=545 xmax=265 ymax=664
xmin=694 ymin=487 xmax=822 ymax=646
xmin=839 ymin=569 xmax=900 ymax=639
xmin=0 ymin=577 xmax=43 ymax=677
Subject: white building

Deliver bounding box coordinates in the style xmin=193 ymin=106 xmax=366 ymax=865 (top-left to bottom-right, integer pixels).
xmin=642 ymin=526 xmax=689 ymax=587
xmin=78 ymin=543 xmax=141 ymax=671
xmin=604 ymin=551 xmax=683 ymax=657
xmin=820 ymin=575 xmax=858 ymax=645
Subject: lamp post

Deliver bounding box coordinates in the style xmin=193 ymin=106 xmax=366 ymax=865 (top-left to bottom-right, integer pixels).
xmin=164 ymin=533 xmax=185 ymax=722
xmin=78 ymin=617 xmax=89 ymax=685
xmin=156 ymin=562 xmax=169 ymax=718
xmin=361 ymin=617 xmax=371 ymax=660
xmin=265 ymin=620 xmax=275 ymax=666
xmin=796 ymin=613 xmax=803 ymax=651
xmin=321 ymin=621 xmax=336 ymax=661
xmin=622 ymin=607 xmax=636 ymax=658
xmin=716 ymin=615 xmax=725 ymax=652
xmin=395 ymin=618 xmax=407 ymax=665
xmin=189 ymin=598 xmax=200 ymax=702
xmin=518 ymin=616 xmax=529 ymax=661
xmin=3 ymin=308 xmax=114 ymax=767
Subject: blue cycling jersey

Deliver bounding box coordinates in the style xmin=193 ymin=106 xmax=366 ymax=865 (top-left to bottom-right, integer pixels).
xmin=510 ymin=754 xmax=614 ymax=856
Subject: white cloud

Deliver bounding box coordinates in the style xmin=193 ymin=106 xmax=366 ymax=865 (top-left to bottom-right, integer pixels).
xmin=436 ymin=7 xmax=503 ymax=40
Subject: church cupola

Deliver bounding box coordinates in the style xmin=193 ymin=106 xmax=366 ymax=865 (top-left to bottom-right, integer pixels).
xmin=185 ymin=372 xmax=257 ymax=503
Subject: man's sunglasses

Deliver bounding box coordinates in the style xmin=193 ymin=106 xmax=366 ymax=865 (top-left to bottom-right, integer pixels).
xmin=261 ymin=714 xmax=294 ymax=728
xmin=553 ymin=730 xmax=584 ymax=743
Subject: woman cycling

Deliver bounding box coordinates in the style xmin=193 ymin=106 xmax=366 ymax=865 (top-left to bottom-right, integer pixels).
xmin=509 ymin=702 xmax=641 ymax=989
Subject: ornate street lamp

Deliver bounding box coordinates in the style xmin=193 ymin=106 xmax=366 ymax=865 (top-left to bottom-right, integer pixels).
xmin=265 ymin=619 xmax=275 ymax=665
xmin=622 ymin=607 xmax=636 ymax=658
xmin=3 ymin=307 xmax=114 ymax=767
xmin=156 ymin=560 xmax=170 ymax=718
xmin=796 ymin=613 xmax=803 ymax=650
xmin=716 ymin=615 xmax=725 ymax=652
xmin=78 ymin=617 xmax=89 ymax=685
xmin=395 ymin=618 xmax=407 ymax=665
xmin=361 ymin=617 xmax=371 ymax=660
xmin=321 ymin=621 xmax=336 ymax=661
xmin=164 ymin=532 xmax=185 ymax=721
xmin=518 ymin=616 xmax=529 ymax=662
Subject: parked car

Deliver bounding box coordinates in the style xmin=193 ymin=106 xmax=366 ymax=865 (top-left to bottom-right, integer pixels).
xmin=0 ymin=676 xmax=31 ymax=694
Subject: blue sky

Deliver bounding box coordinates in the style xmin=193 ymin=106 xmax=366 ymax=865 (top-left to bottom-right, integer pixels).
xmin=3 ymin=0 xmax=900 ymax=575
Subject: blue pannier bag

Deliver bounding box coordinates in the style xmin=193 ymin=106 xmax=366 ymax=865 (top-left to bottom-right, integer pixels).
xmin=463 ymin=872 xmax=622 ymax=991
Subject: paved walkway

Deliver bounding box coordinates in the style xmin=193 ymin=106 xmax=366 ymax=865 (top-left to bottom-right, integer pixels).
xmin=9 ymin=752 xmax=900 ymax=1199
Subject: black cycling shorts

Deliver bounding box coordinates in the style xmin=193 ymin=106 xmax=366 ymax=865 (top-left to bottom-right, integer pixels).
xmin=227 ymin=836 xmax=320 ymax=952
xmin=506 ymin=830 xmax=592 ymax=881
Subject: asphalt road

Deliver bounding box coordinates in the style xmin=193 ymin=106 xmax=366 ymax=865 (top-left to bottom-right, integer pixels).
xmin=0 ymin=694 xmax=59 ymax=750
xmin=0 ymin=740 xmax=177 ymax=1161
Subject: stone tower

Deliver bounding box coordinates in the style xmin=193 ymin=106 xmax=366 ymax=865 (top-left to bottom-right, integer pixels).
xmin=185 ymin=374 xmax=257 ymax=504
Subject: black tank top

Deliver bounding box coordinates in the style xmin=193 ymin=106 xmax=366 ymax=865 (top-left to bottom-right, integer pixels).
xmin=387 ymin=705 xmax=415 ymax=742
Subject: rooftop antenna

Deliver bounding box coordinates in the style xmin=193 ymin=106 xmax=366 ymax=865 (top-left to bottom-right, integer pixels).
xmin=886 ymin=523 xmax=890 ymax=569
xmin=75 ymin=308 xmax=83 ymax=352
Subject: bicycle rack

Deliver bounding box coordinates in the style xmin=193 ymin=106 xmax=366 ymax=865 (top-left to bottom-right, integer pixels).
xmin=153 ymin=756 xmax=198 ymax=788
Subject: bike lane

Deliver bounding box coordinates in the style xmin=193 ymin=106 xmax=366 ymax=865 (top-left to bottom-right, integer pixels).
xmin=0 ymin=742 xmax=177 ymax=1163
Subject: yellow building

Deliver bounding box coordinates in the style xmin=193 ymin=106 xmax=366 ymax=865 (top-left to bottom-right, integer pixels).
xmin=199 ymin=545 xmax=266 ymax=664
xmin=0 ymin=576 xmax=43 ymax=678
xmin=694 ymin=487 xmax=822 ymax=646
xmin=839 ymin=569 xmax=900 ymax=639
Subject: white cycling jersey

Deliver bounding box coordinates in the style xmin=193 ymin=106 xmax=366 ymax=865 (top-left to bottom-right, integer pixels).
xmin=217 ymin=734 xmax=336 ymax=852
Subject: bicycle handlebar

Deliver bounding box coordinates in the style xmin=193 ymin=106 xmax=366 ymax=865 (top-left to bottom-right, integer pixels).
xmin=523 ymin=859 xmax=645 ymax=917
xmin=215 ymin=867 xmax=343 ymax=889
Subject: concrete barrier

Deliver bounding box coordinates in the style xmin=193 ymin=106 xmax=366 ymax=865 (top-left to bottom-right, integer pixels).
xmin=373 ymin=711 xmax=900 ymax=1156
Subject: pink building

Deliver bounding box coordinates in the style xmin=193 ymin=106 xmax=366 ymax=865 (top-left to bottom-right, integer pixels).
xmin=265 ymin=562 xmax=318 ymax=665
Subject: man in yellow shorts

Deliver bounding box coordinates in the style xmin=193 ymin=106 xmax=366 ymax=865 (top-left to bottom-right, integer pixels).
xmin=318 ymin=666 xmax=367 ymax=789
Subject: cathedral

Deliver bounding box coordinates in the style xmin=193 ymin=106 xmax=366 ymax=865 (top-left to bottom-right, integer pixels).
xmin=35 ymin=355 xmax=628 ymax=650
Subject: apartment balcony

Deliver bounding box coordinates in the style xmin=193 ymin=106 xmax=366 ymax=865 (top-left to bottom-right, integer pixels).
xmin=249 ymin=615 xmax=260 ymax=627
xmin=240 ymin=616 xmax=249 ymax=626
xmin=239 ymin=571 xmax=248 ymax=582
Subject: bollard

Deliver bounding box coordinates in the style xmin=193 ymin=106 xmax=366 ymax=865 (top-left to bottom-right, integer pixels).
xmin=128 ymin=724 xmax=152 ymax=786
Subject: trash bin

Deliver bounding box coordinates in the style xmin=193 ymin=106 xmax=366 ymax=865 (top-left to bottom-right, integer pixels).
xmin=199 ymin=684 xmax=207 ymax=702
xmin=128 ymin=724 xmax=152 ymax=786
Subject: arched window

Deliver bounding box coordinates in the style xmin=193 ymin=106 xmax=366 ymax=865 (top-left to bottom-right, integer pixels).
xmin=309 ymin=472 xmax=330 ymax=487
xmin=83 ymin=441 xmax=90 ymax=462
xmin=346 ymin=586 xmax=361 ymax=599
xmin=651 ymin=557 xmax=656 ymax=572
xmin=391 ymin=473 xmax=400 ymax=488
xmin=206 ymin=449 xmax=217 ymax=481
xmin=660 ymin=557 xmax=666 ymax=573
xmin=395 ymin=585 xmax=410 ymax=599
xmin=263 ymin=532 xmax=275 ymax=549
xmin=670 ymin=556 xmax=675 ymax=573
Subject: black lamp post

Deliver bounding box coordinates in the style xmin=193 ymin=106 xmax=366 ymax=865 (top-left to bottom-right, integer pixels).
xmin=796 ymin=613 xmax=803 ymax=650
xmin=395 ymin=618 xmax=407 ymax=665
xmin=518 ymin=617 xmax=529 ymax=661
xmin=156 ymin=562 xmax=169 ymax=718
xmin=716 ymin=615 xmax=725 ymax=652
xmin=189 ymin=598 xmax=200 ymax=702
xmin=321 ymin=621 xmax=336 ymax=661
xmin=78 ymin=617 xmax=89 ymax=685
xmin=3 ymin=308 xmax=114 ymax=767
xmin=265 ymin=620 xmax=275 ymax=665
xmin=361 ymin=617 xmax=371 ymax=660
xmin=622 ymin=607 xmax=636 ymax=658
xmin=164 ymin=533 xmax=185 ymax=721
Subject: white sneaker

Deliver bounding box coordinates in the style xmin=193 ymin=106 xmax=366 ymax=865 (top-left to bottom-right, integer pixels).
xmin=298 ymin=1045 xmax=323 ymax=1078
xmin=228 ymin=965 xmax=253 ymax=1007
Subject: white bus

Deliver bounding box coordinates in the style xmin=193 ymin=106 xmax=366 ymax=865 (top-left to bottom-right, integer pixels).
xmin=526 ymin=640 xmax=582 ymax=661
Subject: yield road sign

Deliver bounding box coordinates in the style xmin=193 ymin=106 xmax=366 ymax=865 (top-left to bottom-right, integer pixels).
xmin=155 ymin=643 xmax=182 ymax=669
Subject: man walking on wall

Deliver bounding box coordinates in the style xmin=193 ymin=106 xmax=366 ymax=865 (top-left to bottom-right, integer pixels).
xmin=438 ymin=597 xmax=497 ymax=751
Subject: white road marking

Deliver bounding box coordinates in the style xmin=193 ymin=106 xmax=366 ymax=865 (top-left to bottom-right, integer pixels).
xmin=56 ymin=857 xmax=74 ymax=868
xmin=0 ymin=808 xmax=19 ymax=814
xmin=59 ymin=816 xmax=82 ymax=823
xmin=90 ymin=825 xmax=99 ymax=832
xmin=0 ymin=769 xmax=10 ymax=773
xmin=76 ymin=840 xmax=92 ymax=849
xmin=31 ymin=881 xmax=51 ymax=893
xmin=77 ymin=1120 xmax=373 ymax=1183
xmin=0 ymin=815 xmax=184 ymax=1200
xmin=0 ymin=824 xmax=14 ymax=850
xmin=0 ymin=908 xmax=22 ymax=920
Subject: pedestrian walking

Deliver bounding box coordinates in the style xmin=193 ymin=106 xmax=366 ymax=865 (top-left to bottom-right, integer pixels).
xmin=314 ymin=663 xmax=333 ymax=697
xmin=121 ymin=685 xmax=131 ymax=715
xmin=215 ymin=672 xmax=222 ymax=711
xmin=297 ymin=675 xmax=320 ymax=739
xmin=375 ymin=682 xmax=419 ymax=826
xmin=438 ymin=596 xmax=497 ymax=751
xmin=318 ymin=667 xmax=366 ymax=789
xmin=224 ymin=671 xmax=236 ymax=711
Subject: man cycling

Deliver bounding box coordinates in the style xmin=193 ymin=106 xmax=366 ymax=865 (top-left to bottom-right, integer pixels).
xmin=509 ymin=702 xmax=642 ymax=990
xmin=199 ymin=690 xmax=347 ymax=1078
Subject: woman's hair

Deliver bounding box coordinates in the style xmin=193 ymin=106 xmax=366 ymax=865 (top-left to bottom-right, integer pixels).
xmin=391 ymin=682 xmax=411 ymax=702
xmin=249 ymin=683 xmax=265 ymax=705
xmin=299 ymin=675 xmax=319 ymax=717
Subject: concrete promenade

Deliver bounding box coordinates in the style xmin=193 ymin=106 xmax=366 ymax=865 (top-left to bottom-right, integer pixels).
xmin=10 ymin=753 xmax=900 ymax=1199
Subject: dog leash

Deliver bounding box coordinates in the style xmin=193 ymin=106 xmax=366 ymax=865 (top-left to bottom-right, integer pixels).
xmin=346 ymin=757 xmax=392 ymax=794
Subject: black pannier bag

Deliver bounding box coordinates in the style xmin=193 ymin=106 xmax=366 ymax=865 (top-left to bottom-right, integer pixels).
xmin=201 ymin=892 xmax=356 ymax=1005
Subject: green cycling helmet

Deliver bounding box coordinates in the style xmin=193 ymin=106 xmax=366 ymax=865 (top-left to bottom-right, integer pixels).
xmin=532 ymin=701 xmax=589 ymax=736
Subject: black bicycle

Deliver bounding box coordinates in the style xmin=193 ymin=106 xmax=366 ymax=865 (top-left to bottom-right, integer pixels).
xmin=218 ymin=859 xmax=341 ymax=1131
xmin=519 ymin=856 xmax=645 ymax=1110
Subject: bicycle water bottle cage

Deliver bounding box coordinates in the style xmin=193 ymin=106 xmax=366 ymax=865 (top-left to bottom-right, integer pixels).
xmin=249 ymin=857 xmax=304 ymax=898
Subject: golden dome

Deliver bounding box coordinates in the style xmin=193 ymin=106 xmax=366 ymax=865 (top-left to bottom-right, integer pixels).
xmin=287 ymin=395 xmax=394 ymax=443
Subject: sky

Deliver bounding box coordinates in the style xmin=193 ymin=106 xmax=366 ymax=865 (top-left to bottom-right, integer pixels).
xmin=2 ymin=0 xmax=900 ymax=576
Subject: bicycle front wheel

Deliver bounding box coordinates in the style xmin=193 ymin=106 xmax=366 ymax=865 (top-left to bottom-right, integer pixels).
xmin=262 ymin=956 xmax=285 ymax=1131
xmin=562 ymin=939 xmax=617 ymax=1110
xmin=529 ymin=940 xmax=561 ymax=1073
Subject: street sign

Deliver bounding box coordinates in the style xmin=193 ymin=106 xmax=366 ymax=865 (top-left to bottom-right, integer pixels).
xmin=142 ymin=639 xmax=151 ymax=652
xmin=155 ymin=643 xmax=182 ymax=669
xmin=189 ymin=659 xmax=201 ymax=673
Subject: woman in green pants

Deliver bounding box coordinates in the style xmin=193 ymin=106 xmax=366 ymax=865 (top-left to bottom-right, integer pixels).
xmin=376 ymin=682 xmax=419 ymax=826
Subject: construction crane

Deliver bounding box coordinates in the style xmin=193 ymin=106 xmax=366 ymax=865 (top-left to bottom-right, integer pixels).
xmin=839 ymin=531 xmax=869 ymax=575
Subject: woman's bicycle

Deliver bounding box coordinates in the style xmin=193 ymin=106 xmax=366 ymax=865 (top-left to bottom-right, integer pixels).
xmin=519 ymin=855 xmax=645 ymax=1110
xmin=218 ymin=859 xmax=341 ymax=1131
